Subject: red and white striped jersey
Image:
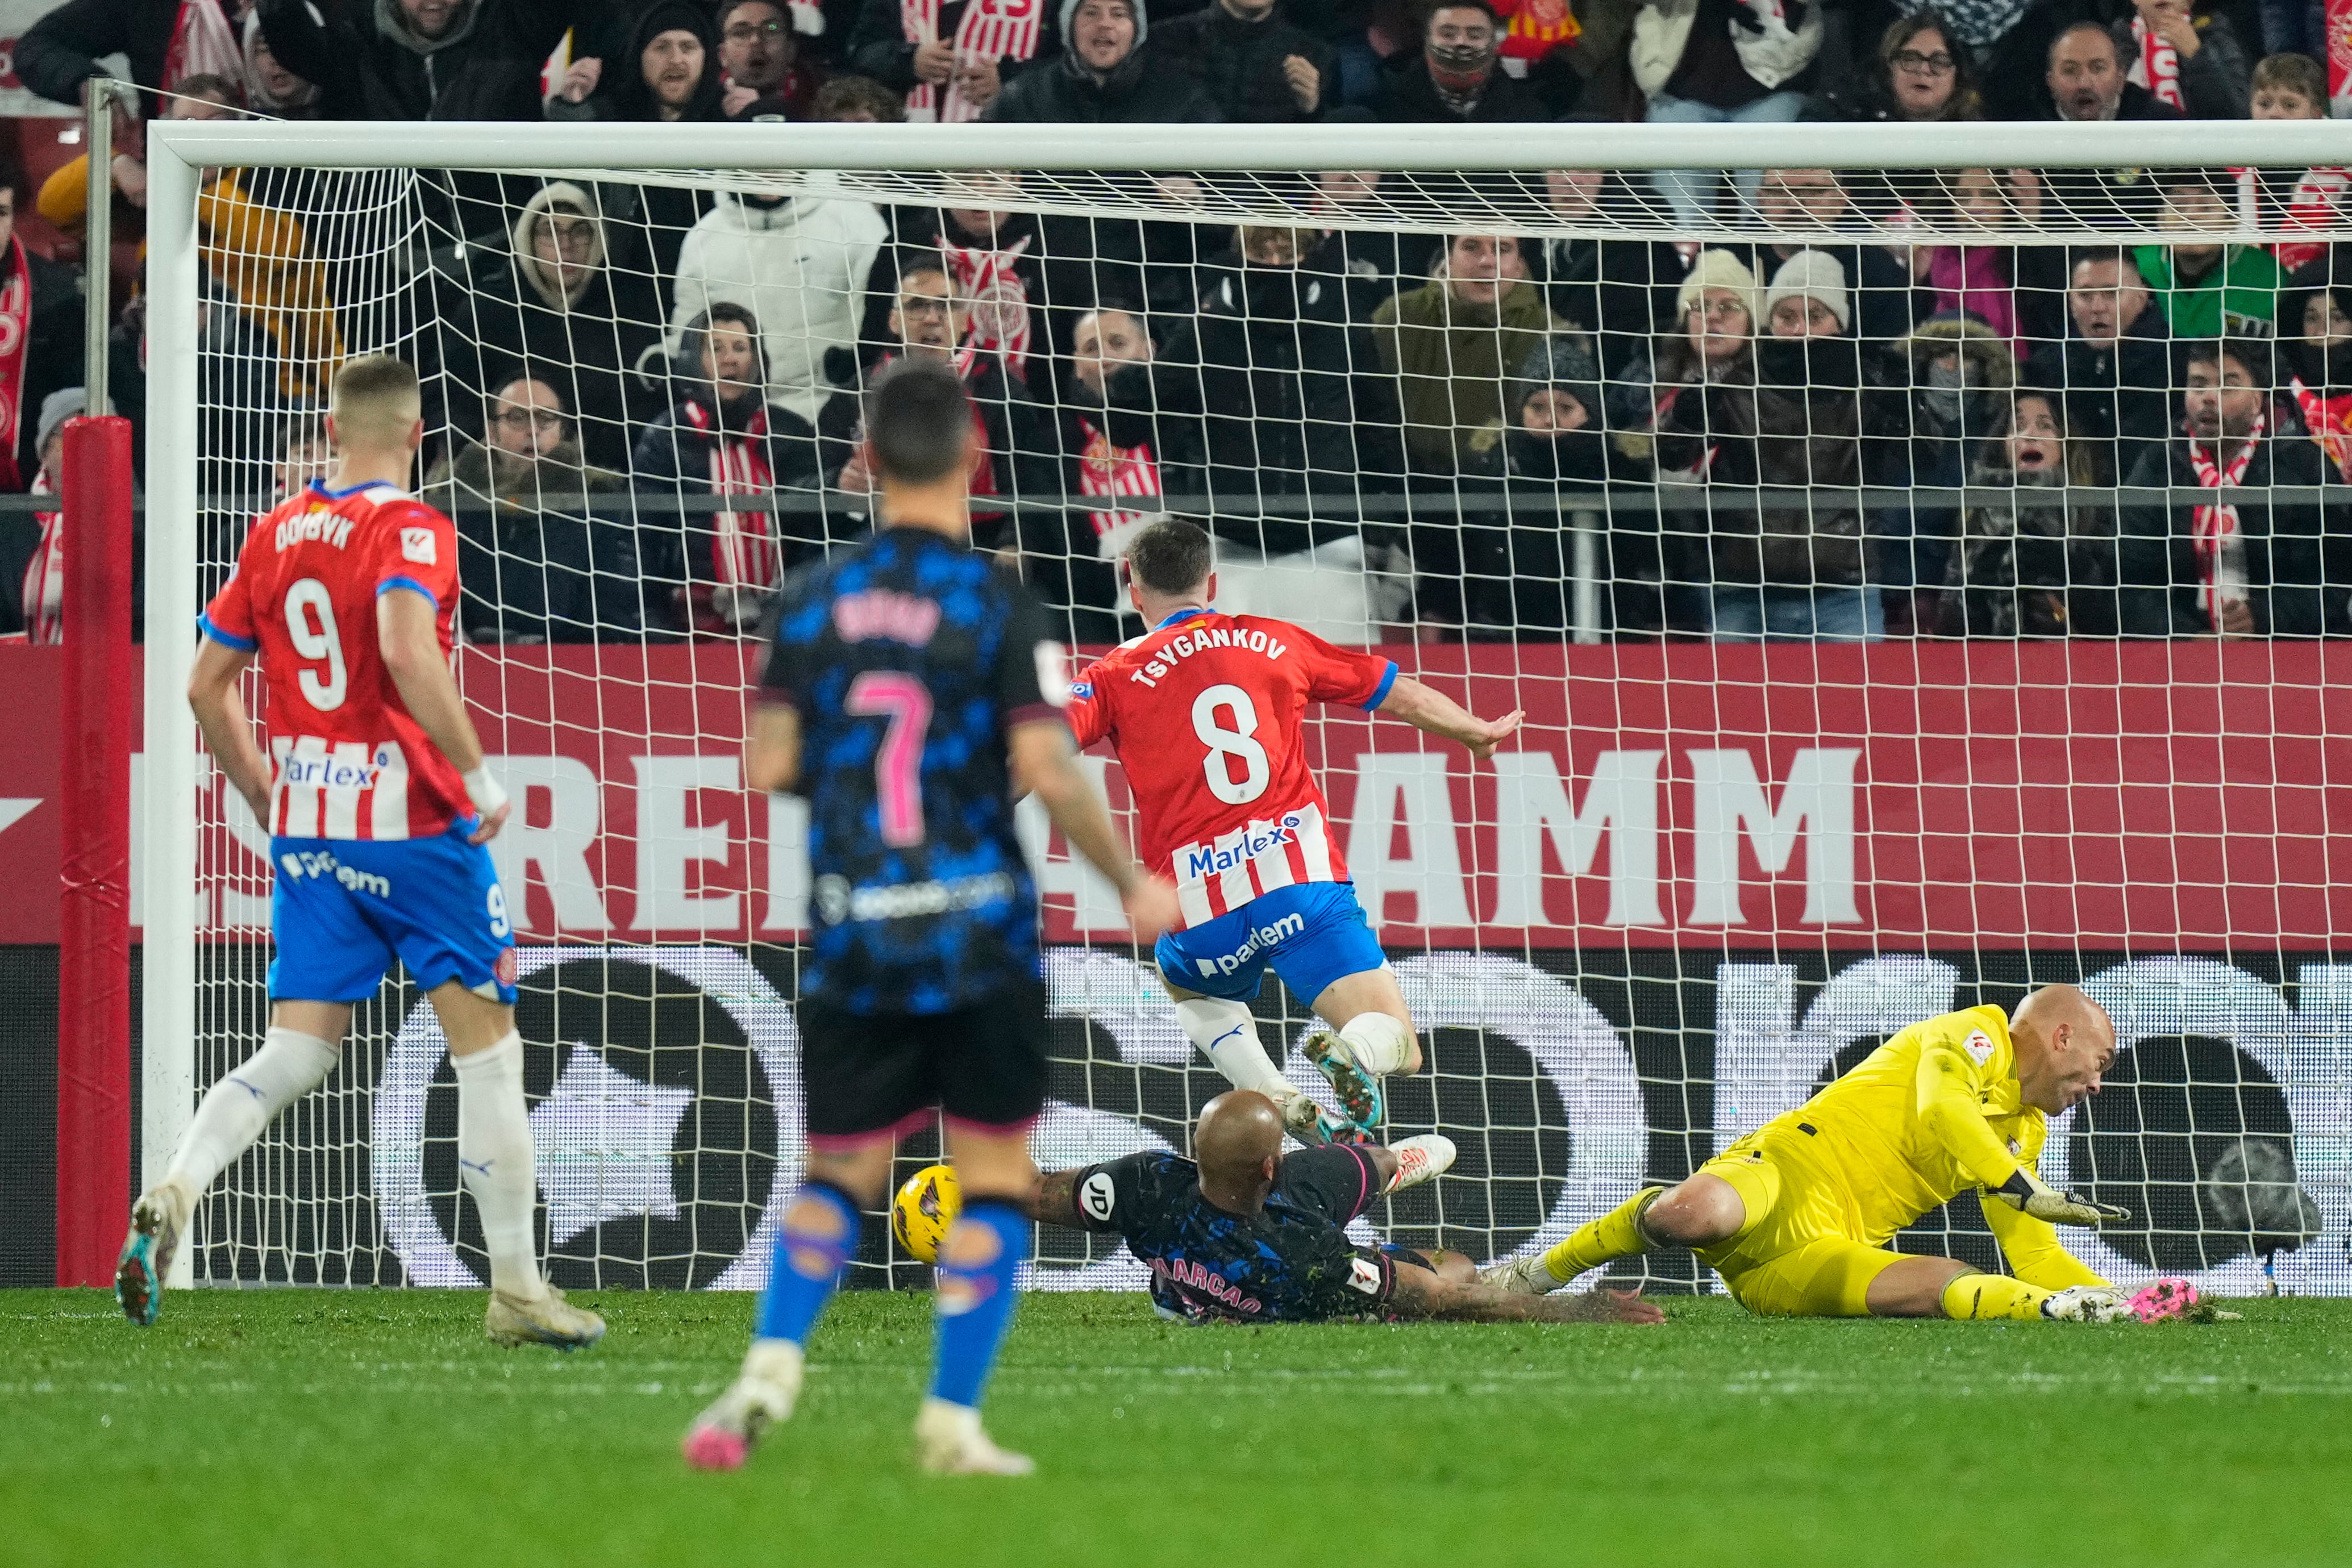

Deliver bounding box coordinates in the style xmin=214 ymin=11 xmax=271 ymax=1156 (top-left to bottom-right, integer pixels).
xmin=199 ymin=479 xmax=469 ymax=841
xmin=1068 ymin=609 xmax=1397 ymax=928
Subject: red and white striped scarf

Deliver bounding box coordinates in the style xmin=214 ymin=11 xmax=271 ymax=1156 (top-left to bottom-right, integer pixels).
xmin=2290 ymin=374 xmax=2352 ymax=476
xmin=900 ymin=0 xmax=1045 ymax=122
xmin=2275 ymin=166 xmax=2352 ymax=272
xmin=165 ymin=0 xmax=243 ymax=92
xmin=943 ymin=234 xmax=1034 ymax=379
xmin=2333 ymin=0 xmax=2352 ymax=115
xmin=678 ymin=399 xmax=780 ymax=591
xmin=0 ymin=239 xmax=31 ymax=494
xmin=1075 ymin=416 xmax=1160 ymax=543
xmin=21 ymin=470 xmax=61 ymax=645
xmin=2188 ymin=410 xmax=2262 ymax=628
xmin=2128 ymin=16 xmax=2184 ymax=110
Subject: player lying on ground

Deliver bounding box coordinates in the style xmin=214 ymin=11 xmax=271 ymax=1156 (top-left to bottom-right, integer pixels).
xmin=1485 ymin=986 xmax=2135 ymax=1322
xmin=120 ymin=356 xmax=602 ymax=1349
xmin=1031 ymin=1090 xmax=1664 ymax=1325
xmin=1067 ymin=519 xmax=1523 ymax=1143
xmin=683 ymin=360 xmax=1181 ymax=1478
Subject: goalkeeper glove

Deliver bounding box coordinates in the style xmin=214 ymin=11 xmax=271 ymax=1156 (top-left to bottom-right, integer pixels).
xmin=1989 ymin=1168 xmax=2130 ymax=1226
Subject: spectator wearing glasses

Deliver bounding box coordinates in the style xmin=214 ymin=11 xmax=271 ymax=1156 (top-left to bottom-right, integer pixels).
xmin=2120 ymin=336 xmax=2349 ymax=637
xmin=1937 ymin=388 xmax=2119 ymax=637
xmin=635 ymin=302 xmax=828 ymax=634
xmin=824 ymin=252 xmax=1040 ymax=547
xmin=1375 ymin=0 xmax=1552 ymax=122
xmin=424 ymin=373 xmax=632 ymax=644
xmin=716 ymin=0 xmax=820 ymax=118
xmin=2135 ymin=168 xmax=2282 ymax=341
xmin=427 ymin=181 xmax=667 ymax=475
xmin=1811 ymin=10 xmax=1978 ymax=124
xmin=2110 ymin=0 xmax=2250 ymax=120
xmin=2024 ymin=247 xmax=2174 ymax=485
xmin=1630 ymin=0 xmax=1822 ymax=225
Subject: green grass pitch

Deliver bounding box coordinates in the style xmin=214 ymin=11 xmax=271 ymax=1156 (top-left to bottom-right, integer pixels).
xmin=3 ymin=1287 xmax=2349 ymax=1567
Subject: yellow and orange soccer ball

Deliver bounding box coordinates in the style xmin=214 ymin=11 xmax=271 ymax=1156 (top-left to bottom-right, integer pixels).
xmin=890 ymin=1163 xmax=961 ymax=1263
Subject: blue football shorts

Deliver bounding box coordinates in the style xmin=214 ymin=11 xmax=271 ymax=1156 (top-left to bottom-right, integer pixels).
xmin=1154 ymin=881 xmax=1388 ymax=1005
xmin=268 ymin=818 xmax=518 ymax=1004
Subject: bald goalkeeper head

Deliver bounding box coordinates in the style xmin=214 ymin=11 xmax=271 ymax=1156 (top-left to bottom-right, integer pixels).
xmin=2009 ymin=984 xmax=2117 ymax=1114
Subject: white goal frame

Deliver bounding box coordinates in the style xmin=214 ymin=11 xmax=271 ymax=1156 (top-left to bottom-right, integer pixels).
xmin=140 ymin=116 xmax=2352 ymax=1284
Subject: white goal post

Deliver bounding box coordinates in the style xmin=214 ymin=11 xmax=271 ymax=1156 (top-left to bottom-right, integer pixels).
xmin=139 ymin=118 xmax=2352 ymax=1295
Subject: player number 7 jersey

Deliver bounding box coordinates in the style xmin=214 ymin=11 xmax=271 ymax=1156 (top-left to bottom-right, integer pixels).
xmin=1066 ymin=609 xmax=1397 ymax=928
xmin=197 ymin=479 xmax=472 ymax=841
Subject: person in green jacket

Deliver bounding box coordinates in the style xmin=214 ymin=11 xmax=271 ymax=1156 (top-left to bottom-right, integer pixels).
xmin=1371 ymin=233 xmax=1571 ymax=471
xmin=2133 ymin=166 xmax=2280 ymax=340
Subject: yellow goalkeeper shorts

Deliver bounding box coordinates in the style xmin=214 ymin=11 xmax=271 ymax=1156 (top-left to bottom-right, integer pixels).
xmin=1691 ymin=1140 xmax=1908 ymax=1318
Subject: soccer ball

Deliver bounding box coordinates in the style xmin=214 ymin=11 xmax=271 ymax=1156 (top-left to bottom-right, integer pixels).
xmin=891 ymin=1164 xmax=961 ymax=1264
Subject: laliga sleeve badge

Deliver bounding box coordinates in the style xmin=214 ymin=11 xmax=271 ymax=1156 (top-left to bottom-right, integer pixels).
xmin=1964 ymin=1030 xmax=1996 ymax=1065
xmin=401 ymin=526 xmax=438 ymax=565
xmin=1347 ymin=1256 xmax=1382 ymax=1295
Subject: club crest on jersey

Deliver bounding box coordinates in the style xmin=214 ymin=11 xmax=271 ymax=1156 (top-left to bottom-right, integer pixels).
xmin=399 ymin=526 xmax=437 ymax=565
xmin=1180 ymin=813 xmax=1302 ymax=883
xmin=1964 ymin=1030 xmax=1996 ymax=1065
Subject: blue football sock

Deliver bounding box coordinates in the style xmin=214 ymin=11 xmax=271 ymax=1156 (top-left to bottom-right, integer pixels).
xmin=929 ymin=1199 xmax=1029 ymax=1409
xmin=754 ymin=1181 xmax=860 ymax=1346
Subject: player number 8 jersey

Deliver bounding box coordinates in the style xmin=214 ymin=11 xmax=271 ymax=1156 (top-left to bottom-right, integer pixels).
xmin=1066 ymin=609 xmax=1397 ymax=928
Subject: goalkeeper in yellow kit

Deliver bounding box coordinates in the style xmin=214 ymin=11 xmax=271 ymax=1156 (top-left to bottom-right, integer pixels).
xmin=1484 ymin=985 xmax=2135 ymax=1322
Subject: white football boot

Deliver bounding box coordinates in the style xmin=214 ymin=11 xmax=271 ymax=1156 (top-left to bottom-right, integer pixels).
xmin=916 ymin=1398 xmax=1035 ymax=1477
xmin=1384 ymin=1135 xmax=1458 ymax=1194
xmin=683 ymin=1340 xmax=805 ymax=1471
xmin=116 ymin=1179 xmax=194 ymax=1327
xmin=485 ymin=1282 xmax=606 ymax=1350
xmin=2040 ymin=1285 xmax=2131 ymax=1323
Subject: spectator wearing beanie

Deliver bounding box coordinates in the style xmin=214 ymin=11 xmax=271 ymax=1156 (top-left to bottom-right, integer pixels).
xmin=983 ymin=0 xmax=1219 ymax=120
xmin=1762 ymin=248 xmax=1850 ymax=340
xmin=548 ymin=1 xmax=729 ymax=123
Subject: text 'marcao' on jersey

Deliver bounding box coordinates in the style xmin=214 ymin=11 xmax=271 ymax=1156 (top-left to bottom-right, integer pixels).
xmin=197 ymin=479 xmax=470 ymax=841
xmin=1067 ymin=608 xmax=1397 ymax=929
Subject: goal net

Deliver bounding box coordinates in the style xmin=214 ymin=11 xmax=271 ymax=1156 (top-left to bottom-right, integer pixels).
xmin=142 ymin=120 xmax=2352 ymax=1298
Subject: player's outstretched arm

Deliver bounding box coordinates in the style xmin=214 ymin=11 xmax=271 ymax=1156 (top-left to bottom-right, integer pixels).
xmin=188 ymin=637 xmax=272 ymax=825
xmin=1981 ymin=1199 xmax=2111 ymax=1291
xmin=1375 ymin=676 xmax=1525 ymax=763
xmin=1387 ymin=1261 xmax=1665 ymax=1325
xmin=1009 ymin=719 xmax=1179 ymax=939
xmin=377 ymin=588 xmax=509 ymax=844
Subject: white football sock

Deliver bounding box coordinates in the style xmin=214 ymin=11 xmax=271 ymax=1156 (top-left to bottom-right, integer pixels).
xmin=451 ymin=1032 xmax=545 ymax=1301
xmin=1338 ymin=1012 xmax=1416 ymax=1076
xmin=164 ymin=1025 xmax=341 ymax=1196
xmin=1175 ymin=997 xmax=1289 ymax=1097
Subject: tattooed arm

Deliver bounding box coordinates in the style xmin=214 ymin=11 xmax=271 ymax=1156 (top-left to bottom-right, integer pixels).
xmin=1386 ymin=1261 xmax=1666 ymax=1325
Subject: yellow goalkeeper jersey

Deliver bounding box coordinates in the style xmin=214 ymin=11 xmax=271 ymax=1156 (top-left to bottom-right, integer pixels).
xmin=1726 ymin=1004 xmax=2103 ymax=1288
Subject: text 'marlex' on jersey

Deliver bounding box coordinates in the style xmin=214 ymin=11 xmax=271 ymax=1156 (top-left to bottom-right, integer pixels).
xmin=198 ymin=479 xmax=472 ymax=842
xmin=1067 ymin=607 xmax=1397 ymax=929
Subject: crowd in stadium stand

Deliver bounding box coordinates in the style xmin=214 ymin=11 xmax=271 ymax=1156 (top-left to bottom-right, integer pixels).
xmin=3 ymin=0 xmax=2352 ymax=644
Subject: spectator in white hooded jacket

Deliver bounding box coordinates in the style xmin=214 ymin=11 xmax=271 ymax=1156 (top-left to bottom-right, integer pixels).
xmin=668 ymin=176 xmax=889 ymax=427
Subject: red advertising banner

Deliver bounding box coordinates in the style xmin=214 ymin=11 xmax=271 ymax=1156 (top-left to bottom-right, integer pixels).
xmin=3 ymin=641 xmax=2350 ymax=949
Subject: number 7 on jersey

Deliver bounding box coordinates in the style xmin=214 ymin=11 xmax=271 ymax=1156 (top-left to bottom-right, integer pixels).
xmin=846 ymin=672 xmax=933 ymax=848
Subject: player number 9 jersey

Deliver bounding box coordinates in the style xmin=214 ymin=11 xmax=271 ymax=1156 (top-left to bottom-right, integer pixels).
xmin=197 ymin=479 xmax=471 ymax=842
